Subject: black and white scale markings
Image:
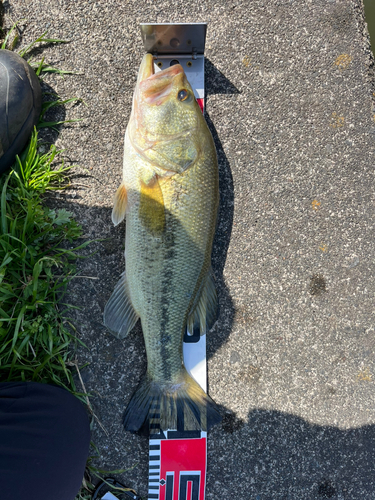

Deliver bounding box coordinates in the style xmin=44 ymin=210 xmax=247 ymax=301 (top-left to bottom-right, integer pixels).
xmin=148 ymin=442 xmax=161 ymax=500
xmin=148 ymin=400 xmax=163 ymax=500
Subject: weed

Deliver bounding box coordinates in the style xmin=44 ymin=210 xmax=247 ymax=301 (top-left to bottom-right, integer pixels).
xmin=0 ymin=144 xmax=90 ymax=395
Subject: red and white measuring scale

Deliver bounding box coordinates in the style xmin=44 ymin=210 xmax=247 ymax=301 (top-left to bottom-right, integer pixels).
xmin=140 ymin=23 xmax=209 ymax=500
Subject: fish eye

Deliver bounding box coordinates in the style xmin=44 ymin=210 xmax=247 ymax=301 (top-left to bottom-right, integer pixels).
xmin=178 ymin=89 xmax=189 ymax=102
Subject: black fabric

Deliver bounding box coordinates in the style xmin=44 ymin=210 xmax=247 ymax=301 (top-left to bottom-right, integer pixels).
xmin=0 ymin=382 xmax=91 ymax=500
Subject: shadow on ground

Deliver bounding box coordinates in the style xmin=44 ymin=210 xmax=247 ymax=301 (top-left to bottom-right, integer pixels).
xmin=208 ymin=408 xmax=375 ymax=500
xmin=205 ymin=58 xmax=241 ymax=96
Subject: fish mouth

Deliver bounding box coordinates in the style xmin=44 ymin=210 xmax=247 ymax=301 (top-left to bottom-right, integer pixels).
xmin=137 ymin=54 xmax=184 ymax=102
xmin=138 ymin=53 xmax=184 ymax=83
xmin=137 ymin=53 xmax=155 ymax=83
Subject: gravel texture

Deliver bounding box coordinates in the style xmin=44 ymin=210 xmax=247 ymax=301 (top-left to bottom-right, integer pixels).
xmin=3 ymin=0 xmax=375 ymax=498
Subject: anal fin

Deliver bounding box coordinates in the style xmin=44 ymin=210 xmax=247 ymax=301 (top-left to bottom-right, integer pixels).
xmin=186 ymin=267 xmax=218 ymax=336
xmin=104 ymin=272 xmax=139 ymax=339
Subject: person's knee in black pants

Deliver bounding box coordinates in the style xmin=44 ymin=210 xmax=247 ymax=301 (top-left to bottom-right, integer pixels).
xmin=0 ymin=382 xmax=91 ymax=500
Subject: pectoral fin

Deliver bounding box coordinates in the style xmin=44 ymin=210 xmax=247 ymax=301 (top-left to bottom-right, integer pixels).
xmin=186 ymin=268 xmax=218 ymax=335
xmin=112 ymin=182 xmax=128 ymax=226
xmin=104 ymin=272 xmax=139 ymax=339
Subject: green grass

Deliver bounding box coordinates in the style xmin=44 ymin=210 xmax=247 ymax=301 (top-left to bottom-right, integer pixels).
xmin=1 ymin=19 xmax=75 ymax=76
xmin=0 ymin=142 xmax=89 ymax=392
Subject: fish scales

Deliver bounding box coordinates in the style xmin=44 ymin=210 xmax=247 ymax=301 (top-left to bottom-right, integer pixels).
xmin=104 ymin=54 xmax=221 ymax=433
xmin=128 ymin=150 xmax=218 ymax=381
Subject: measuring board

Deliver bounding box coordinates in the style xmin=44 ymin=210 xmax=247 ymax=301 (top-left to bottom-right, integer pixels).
xmin=140 ymin=23 xmax=209 ymax=500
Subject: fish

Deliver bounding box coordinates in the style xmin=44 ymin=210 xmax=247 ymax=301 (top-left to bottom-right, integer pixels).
xmin=104 ymin=53 xmax=221 ymax=433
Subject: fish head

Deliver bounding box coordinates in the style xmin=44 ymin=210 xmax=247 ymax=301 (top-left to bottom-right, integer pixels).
xmin=129 ymin=53 xmax=203 ymax=175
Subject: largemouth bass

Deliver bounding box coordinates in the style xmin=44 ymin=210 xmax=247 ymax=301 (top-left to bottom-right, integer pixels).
xmin=104 ymin=54 xmax=221 ymax=433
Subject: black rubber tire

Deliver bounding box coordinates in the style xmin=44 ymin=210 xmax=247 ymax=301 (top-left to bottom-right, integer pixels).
xmin=0 ymin=49 xmax=42 ymax=174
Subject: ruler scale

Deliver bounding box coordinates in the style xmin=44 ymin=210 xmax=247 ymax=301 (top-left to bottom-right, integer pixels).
xmin=140 ymin=23 xmax=209 ymax=500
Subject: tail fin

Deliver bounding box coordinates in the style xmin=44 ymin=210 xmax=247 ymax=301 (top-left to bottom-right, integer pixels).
xmin=122 ymin=370 xmax=221 ymax=434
